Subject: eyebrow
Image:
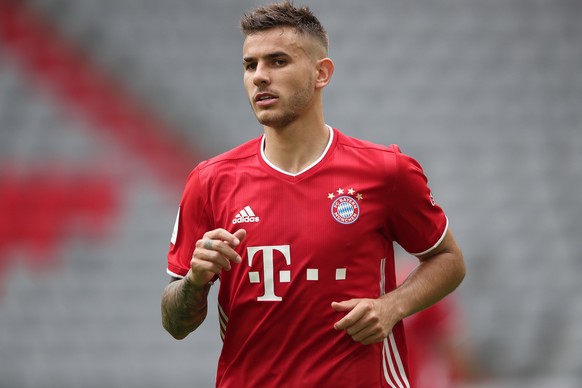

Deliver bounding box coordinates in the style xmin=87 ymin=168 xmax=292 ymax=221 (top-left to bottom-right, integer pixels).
xmin=242 ymin=51 xmax=291 ymax=63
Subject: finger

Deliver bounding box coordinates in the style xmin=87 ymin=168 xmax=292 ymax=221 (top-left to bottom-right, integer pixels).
xmin=188 ymin=256 xmax=224 ymax=286
xmin=191 ymin=255 xmax=228 ymax=275
xmin=344 ymin=316 xmax=371 ymax=337
xmin=350 ymin=318 xmax=389 ymax=344
xmin=206 ymin=228 xmax=244 ymax=248
xmin=203 ymin=239 xmax=214 ymax=250
xmin=331 ymin=299 xmax=359 ymax=312
xmin=192 ymin=245 xmax=234 ymax=272
xmin=203 ymin=229 xmax=246 ymax=263
xmin=333 ymin=303 xmax=365 ymax=331
xmin=349 ymin=321 xmax=382 ymax=343
xmin=233 ymin=229 xmax=247 ymax=244
xmin=198 ymin=238 xmax=241 ymax=264
xmin=357 ymin=332 xmax=384 ymax=345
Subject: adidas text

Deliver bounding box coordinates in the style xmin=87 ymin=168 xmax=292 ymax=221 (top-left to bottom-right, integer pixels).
xmin=232 ymin=216 xmax=260 ymax=224
xmin=232 ymin=206 xmax=260 ymax=224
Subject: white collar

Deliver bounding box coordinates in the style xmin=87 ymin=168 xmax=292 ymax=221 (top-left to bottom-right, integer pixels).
xmin=260 ymin=125 xmax=334 ymax=177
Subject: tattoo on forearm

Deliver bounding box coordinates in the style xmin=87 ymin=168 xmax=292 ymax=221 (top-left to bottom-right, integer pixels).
xmin=162 ymin=277 xmax=210 ymax=338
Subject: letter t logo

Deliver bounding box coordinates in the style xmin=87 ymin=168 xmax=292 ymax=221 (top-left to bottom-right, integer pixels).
xmin=247 ymin=245 xmax=291 ymax=301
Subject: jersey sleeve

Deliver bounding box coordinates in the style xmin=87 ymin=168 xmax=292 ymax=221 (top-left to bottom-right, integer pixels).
xmin=166 ymin=164 xmax=213 ymax=278
xmin=388 ymin=146 xmax=448 ymax=256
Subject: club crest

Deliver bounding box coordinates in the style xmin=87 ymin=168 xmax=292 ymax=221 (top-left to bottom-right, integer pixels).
xmin=328 ymin=187 xmax=363 ymax=224
xmin=331 ymin=196 xmax=360 ymax=224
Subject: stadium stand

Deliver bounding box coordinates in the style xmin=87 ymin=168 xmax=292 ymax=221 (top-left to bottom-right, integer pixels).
xmin=0 ymin=0 xmax=581 ymax=386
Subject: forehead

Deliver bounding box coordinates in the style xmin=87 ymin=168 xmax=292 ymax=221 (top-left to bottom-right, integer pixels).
xmin=243 ymin=27 xmax=308 ymax=58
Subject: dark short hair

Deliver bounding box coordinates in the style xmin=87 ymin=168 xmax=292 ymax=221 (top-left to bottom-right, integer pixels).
xmin=240 ymin=1 xmax=328 ymax=52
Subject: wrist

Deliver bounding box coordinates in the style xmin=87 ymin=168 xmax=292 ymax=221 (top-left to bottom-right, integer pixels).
xmin=381 ymin=292 xmax=408 ymax=322
xmin=184 ymin=269 xmax=210 ymax=289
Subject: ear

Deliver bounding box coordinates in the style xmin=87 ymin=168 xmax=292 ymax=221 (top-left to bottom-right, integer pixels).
xmin=315 ymin=58 xmax=334 ymax=89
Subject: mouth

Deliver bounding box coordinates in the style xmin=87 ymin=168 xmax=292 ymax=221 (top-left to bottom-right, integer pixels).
xmin=254 ymin=92 xmax=278 ymax=106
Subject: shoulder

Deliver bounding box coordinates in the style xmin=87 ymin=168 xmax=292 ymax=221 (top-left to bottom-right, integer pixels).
xmin=332 ymin=130 xmax=430 ymax=189
xmin=198 ymin=136 xmax=261 ymax=170
xmin=182 ymin=136 xmax=261 ymax=189
xmin=334 ymin=129 xmax=403 ymax=156
xmin=333 ymin=128 xmax=411 ymax=169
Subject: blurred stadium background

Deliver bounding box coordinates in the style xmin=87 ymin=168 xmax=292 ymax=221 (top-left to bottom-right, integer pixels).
xmin=0 ymin=0 xmax=580 ymax=387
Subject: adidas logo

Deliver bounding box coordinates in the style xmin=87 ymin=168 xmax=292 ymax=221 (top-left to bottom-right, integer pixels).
xmin=232 ymin=206 xmax=260 ymax=224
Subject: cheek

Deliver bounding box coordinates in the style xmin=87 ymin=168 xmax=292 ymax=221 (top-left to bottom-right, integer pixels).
xmin=243 ymin=77 xmax=251 ymax=92
xmin=243 ymin=80 xmax=255 ymax=101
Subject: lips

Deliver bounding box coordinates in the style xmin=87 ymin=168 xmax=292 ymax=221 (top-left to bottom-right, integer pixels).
xmin=254 ymin=92 xmax=278 ymax=106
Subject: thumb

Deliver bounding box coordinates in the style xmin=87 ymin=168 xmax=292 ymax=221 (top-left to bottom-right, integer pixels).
xmin=331 ymin=299 xmax=359 ymax=312
xmin=233 ymin=229 xmax=247 ymax=244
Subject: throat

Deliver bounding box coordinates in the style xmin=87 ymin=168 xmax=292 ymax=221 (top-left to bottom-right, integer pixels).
xmin=261 ymin=125 xmax=333 ymax=176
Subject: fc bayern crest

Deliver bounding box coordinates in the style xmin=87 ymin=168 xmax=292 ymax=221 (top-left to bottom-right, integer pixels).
xmin=331 ymin=196 xmax=360 ymax=224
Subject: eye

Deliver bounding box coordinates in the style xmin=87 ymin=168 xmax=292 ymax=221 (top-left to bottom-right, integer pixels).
xmin=273 ymin=59 xmax=287 ymax=66
xmin=244 ymin=62 xmax=257 ymax=71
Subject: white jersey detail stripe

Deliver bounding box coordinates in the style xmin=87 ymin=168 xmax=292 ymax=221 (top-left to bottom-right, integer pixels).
xmin=240 ymin=209 xmax=249 ymax=217
xmin=170 ymin=207 xmax=180 ymax=244
xmin=218 ymin=303 xmax=228 ymax=341
xmin=389 ymin=333 xmax=410 ymax=388
xmin=380 ymin=258 xmax=386 ymax=295
xmin=379 ymin=258 xmax=410 ymax=388
xmin=383 ymin=338 xmax=401 ymax=388
xmin=218 ymin=303 xmax=229 ymax=323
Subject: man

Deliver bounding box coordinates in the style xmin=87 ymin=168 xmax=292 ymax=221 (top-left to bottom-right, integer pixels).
xmin=161 ymin=2 xmax=465 ymax=387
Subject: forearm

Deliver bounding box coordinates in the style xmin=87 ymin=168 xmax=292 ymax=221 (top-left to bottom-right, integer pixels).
xmin=332 ymin=240 xmax=464 ymax=345
xmin=389 ymin=231 xmax=465 ymax=321
xmin=393 ymin=252 xmax=465 ymax=319
xmin=161 ymin=272 xmax=210 ymax=340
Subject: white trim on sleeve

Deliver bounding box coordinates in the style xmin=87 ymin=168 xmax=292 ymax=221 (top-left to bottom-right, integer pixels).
xmin=410 ymin=216 xmax=449 ymax=256
xmin=166 ymin=268 xmax=185 ymax=279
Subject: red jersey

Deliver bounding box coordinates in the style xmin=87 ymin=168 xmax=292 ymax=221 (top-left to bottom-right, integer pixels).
xmin=167 ymin=127 xmax=448 ymax=388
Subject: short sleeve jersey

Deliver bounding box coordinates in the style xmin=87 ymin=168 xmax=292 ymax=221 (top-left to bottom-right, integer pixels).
xmin=167 ymin=127 xmax=448 ymax=388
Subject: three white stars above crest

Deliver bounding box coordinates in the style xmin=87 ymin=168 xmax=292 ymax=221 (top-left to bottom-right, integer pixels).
xmin=327 ymin=188 xmax=363 ymax=201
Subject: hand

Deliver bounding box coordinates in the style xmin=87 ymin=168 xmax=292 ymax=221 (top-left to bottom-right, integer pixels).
xmin=331 ymin=298 xmax=399 ymax=345
xmin=187 ymin=228 xmax=247 ymax=287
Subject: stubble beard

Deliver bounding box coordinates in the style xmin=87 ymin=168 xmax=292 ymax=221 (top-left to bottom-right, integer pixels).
xmin=253 ymin=78 xmax=315 ymax=129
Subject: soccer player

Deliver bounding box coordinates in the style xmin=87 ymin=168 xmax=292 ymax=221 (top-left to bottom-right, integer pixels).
xmin=161 ymin=2 xmax=466 ymax=387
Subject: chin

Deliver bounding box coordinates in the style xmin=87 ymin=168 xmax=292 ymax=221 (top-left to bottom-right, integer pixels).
xmin=256 ymin=112 xmax=295 ymax=128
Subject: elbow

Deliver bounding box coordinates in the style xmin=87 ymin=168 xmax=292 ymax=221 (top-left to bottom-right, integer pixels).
xmin=453 ymin=250 xmax=467 ymax=288
xmin=161 ymin=309 xmax=204 ymax=340
xmin=168 ymin=329 xmax=189 ymax=341
xmin=162 ymin=319 xmax=191 ymax=340
xmin=162 ymin=322 xmax=181 ymax=340
xmin=161 ymin=307 xmax=191 ymax=340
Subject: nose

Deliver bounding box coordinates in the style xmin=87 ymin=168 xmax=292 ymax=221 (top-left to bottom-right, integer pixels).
xmin=253 ymin=62 xmax=270 ymax=86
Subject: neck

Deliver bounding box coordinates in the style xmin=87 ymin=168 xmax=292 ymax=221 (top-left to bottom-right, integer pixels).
xmin=263 ymin=119 xmax=330 ymax=175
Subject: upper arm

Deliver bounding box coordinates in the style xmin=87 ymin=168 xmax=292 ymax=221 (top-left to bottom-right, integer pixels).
xmin=167 ymin=167 xmax=212 ymax=278
xmin=417 ymin=229 xmax=461 ymax=261
xmin=416 ymin=229 xmax=465 ymax=281
xmin=387 ymin=150 xmax=449 ymax=255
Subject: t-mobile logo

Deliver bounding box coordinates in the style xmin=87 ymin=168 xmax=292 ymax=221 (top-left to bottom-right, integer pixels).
xmin=246 ymin=245 xmax=348 ymax=302
xmin=247 ymin=245 xmax=291 ymax=302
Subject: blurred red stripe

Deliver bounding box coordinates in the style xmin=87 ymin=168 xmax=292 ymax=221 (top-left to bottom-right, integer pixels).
xmin=0 ymin=168 xmax=119 ymax=273
xmin=0 ymin=0 xmax=200 ymax=187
